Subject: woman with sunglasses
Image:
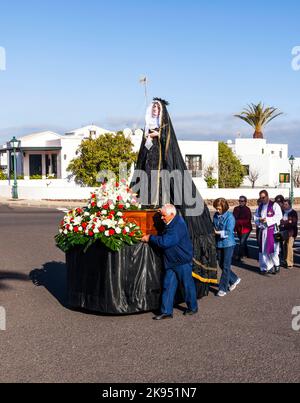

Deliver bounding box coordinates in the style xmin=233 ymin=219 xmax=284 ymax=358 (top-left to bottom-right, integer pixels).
xmin=233 ymin=196 xmax=252 ymax=261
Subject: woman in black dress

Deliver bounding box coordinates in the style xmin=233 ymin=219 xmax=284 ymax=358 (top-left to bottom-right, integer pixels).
xmin=131 ymin=98 xmax=218 ymax=297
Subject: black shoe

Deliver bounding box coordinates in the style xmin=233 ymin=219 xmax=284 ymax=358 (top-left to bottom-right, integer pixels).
xmin=183 ymin=309 xmax=198 ymax=316
xmin=275 ymin=266 xmax=281 ymax=274
xmin=153 ymin=314 xmax=173 ymax=321
xmin=260 ymin=271 xmax=267 ymax=275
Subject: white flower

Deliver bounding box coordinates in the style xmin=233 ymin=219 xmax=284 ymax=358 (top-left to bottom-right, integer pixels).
xmin=84 ymin=212 xmax=90 ymax=217
xmin=117 ymin=212 xmax=123 ymax=217
xmin=79 ymin=227 xmax=83 ymax=232
xmin=125 ymin=227 xmax=130 ymax=233
xmin=101 ymin=210 xmax=108 ymax=215
xmin=105 ymin=231 xmax=110 ymax=237
xmin=63 ymin=230 xmax=68 ymax=235
xmin=126 ymin=203 xmax=130 ymax=209
xmin=59 ymin=229 xmax=63 ymax=234
xmin=115 ymin=228 xmax=122 ymax=235
xmin=94 ymin=228 xmax=99 ymax=234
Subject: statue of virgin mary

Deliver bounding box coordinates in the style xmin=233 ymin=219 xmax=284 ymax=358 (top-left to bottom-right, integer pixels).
xmin=131 ymin=98 xmax=218 ymax=296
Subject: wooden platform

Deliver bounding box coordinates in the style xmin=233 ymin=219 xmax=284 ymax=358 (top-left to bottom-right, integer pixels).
xmin=123 ymin=210 xmax=163 ymax=236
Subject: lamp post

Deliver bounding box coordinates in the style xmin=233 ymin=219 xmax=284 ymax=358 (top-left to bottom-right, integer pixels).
xmin=9 ymin=136 xmax=20 ymax=199
xmin=289 ymin=155 xmax=295 ymax=207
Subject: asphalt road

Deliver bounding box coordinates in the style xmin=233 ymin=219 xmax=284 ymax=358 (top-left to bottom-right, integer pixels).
xmin=0 ymin=205 xmax=300 ymax=383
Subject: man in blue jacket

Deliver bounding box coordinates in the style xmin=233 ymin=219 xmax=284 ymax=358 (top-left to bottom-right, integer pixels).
xmin=142 ymin=204 xmax=198 ymax=320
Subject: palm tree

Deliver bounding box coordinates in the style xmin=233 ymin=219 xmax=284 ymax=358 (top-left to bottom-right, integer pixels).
xmin=235 ymin=103 xmax=283 ymax=139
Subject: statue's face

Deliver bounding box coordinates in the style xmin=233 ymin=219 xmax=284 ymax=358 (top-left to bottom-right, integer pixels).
xmin=152 ymin=103 xmax=161 ymax=118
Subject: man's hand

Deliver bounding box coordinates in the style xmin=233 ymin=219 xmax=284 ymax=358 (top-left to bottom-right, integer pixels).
xmin=141 ymin=235 xmax=151 ymax=243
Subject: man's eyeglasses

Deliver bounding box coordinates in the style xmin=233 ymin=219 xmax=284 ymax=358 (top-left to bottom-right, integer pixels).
xmin=239 ymin=200 xmax=246 ymax=203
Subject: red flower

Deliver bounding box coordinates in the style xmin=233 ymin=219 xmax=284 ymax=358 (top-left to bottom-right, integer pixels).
xmin=89 ymin=231 xmax=94 ymax=237
xmin=118 ymin=204 xmax=124 ymax=210
xmin=129 ymin=232 xmax=135 ymax=237
xmin=110 ymin=211 xmax=116 ymax=216
xmin=96 ymin=212 xmax=101 ymax=217
xmin=99 ymin=226 xmax=106 ymax=233
xmin=103 ymin=204 xmax=109 ymax=210
xmin=82 ymin=222 xmax=88 ymax=229
xmin=109 ymin=229 xmax=115 ymax=236
xmin=91 ymin=194 xmax=96 ymax=199
xmin=74 ymin=226 xmax=79 ymax=233
xmin=117 ymin=196 xmax=123 ymax=202
xmin=115 ymin=182 xmax=119 ymax=188
xmin=123 ymin=229 xmax=128 ymax=235
xmin=91 ymin=202 xmax=96 ymax=208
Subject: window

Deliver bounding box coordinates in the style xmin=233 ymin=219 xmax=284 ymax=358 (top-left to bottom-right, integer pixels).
xmin=262 ymin=149 xmax=265 ymax=155
xmin=185 ymin=155 xmax=202 ymax=177
xmin=279 ymin=173 xmax=291 ymax=184
xmin=280 ymin=151 xmax=283 ymax=159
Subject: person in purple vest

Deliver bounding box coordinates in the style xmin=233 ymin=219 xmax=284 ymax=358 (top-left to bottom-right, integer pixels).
xmin=254 ymin=190 xmax=283 ymax=275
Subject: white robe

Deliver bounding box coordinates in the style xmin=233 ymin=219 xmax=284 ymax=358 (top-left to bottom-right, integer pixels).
xmin=254 ymin=202 xmax=283 ymax=272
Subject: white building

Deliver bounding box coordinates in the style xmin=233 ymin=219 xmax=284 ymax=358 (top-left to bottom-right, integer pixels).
xmin=0 ymin=126 xmax=296 ymax=191
xmin=228 ymin=138 xmax=293 ymax=188
xmin=0 ymin=125 xmax=113 ymax=181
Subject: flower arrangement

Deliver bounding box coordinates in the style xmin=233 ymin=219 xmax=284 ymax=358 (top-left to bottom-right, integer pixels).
xmin=55 ymin=180 xmax=143 ymax=253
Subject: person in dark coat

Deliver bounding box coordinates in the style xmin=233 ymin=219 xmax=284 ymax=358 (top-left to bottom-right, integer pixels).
xmin=142 ymin=204 xmax=198 ymax=320
xmin=280 ymin=199 xmax=298 ymax=269
xmin=233 ymin=196 xmax=252 ymax=261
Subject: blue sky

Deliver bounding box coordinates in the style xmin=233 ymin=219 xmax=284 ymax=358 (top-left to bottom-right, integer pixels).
xmin=0 ymin=0 xmax=300 ymax=151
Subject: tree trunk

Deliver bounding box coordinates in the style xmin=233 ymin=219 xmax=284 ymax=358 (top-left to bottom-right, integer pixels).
xmin=253 ymin=131 xmax=263 ymax=139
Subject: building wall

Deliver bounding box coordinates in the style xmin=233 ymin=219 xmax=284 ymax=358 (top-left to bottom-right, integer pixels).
xmin=230 ymin=138 xmax=292 ymax=188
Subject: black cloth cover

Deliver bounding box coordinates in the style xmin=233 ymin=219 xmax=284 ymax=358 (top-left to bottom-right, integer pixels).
xmin=67 ymin=242 xmax=208 ymax=315
xmin=131 ymin=98 xmax=218 ymax=292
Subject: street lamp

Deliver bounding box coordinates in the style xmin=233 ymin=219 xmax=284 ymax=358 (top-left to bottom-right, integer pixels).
xmin=9 ymin=136 xmax=20 ymax=199
xmin=289 ymin=155 xmax=295 ymax=206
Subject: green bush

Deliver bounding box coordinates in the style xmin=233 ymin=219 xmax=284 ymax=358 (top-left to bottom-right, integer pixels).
xmin=0 ymin=169 xmax=6 ymax=180
xmin=30 ymin=175 xmax=43 ymax=180
xmin=205 ymin=177 xmax=218 ymax=189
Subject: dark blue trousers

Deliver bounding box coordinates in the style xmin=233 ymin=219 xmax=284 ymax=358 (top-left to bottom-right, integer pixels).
xmin=217 ymin=246 xmax=238 ymax=293
xmin=161 ymin=263 xmax=198 ymax=316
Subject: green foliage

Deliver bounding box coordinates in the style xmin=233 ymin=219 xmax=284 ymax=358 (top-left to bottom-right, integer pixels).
xmin=219 ymin=142 xmax=246 ymax=188
xmin=205 ymin=177 xmax=218 ymax=189
xmin=30 ymin=175 xmax=43 ymax=180
xmin=235 ymin=102 xmax=282 ymax=139
xmin=67 ymin=132 xmax=137 ymax=186
xmin=0 ymin=168 xmax=6 ymax=180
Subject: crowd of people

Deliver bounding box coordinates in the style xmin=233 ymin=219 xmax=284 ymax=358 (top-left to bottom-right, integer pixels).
xmin=213 ymin=190 xmax=299 ymax=297
xmin=141 ymin=194 xmax=298 ymax=319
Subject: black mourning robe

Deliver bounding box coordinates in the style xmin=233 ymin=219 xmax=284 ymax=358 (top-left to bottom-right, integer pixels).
xmin=131 ymin=98 xmax=218 ymax=296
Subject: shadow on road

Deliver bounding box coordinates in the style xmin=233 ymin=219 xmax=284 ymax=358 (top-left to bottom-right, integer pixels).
xmin=30 ymin=262 xmax=68 ymax=307
xmin=0 ymin=271 xmax=29 ymax=290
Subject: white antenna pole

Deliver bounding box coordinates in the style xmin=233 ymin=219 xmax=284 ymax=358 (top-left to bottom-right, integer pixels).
xmin=139 ymin=76 xmax=148 ymax=106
